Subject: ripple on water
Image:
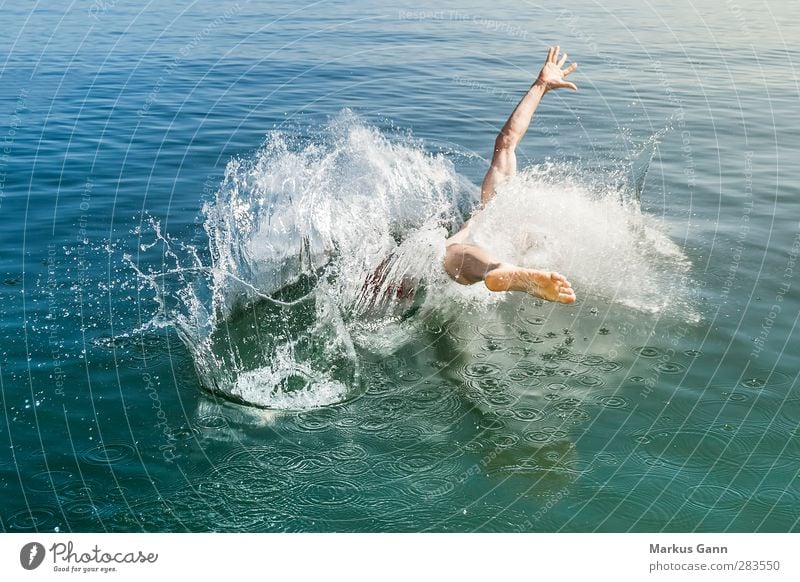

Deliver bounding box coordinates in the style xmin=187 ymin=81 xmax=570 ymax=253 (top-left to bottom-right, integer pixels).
xmin=407 ymin=386 xmax=464 ymax=423
xmin=81 ymin=442 xmax=137 ymax=466
xmin=267 ymin=447 xmax=334 ymax=476
xmin=202 ymin=461 xmax=300 ymax=502
xmin=332 ymin=458 xmax=373 ymax=477
xmin=295 ymin=478 xmax=365 ymax=515
xmin=577 ymin=484 xmax=694 ymax=531
xmin=61 ymin=498 xmax=114 ymax=524
xmin=106 ymin=475 xmax=161 ymax=503
xmin=634 ymin=346 xmax=662 ymax=358
xmin=554 ymin=408 xmax=591 ymax=424
xmin=740 ymin=369 xmax=792 ymax=389
xmin=654 ymin=361 xmax=685 ymax=374
xmin=394 ymin=452 xmax=447 ymax=475
xmin=363 ymin=485 xmax=422 ymax=530
xmin=554 ymin=367 xmax=580 ymax=378
xmin=512 ymin=407 xmax=547 ymax=422
xmin=520 ymin=313 xmax=546 ymax=326
xmin=6 ymin=507 xmax=60 ymax=532
xmin=330 ymin=443 xmax=369 ymax=462
xmin=57 ymin=482 xmax=103 ymax=504
xmin=553 ymin=398 xmax=581 ymax=411
xmin=632 ymin=428 xmax=749 ymax=475
xmin=739 ymin=428 xmax=800 ymax=471
xmin=293 ymin=408 xmax=338 ymax=432
xmin=466 ymin=376 xmax=510 ymax=401
xmin=374 ymin=423 xmax=424 ymax=444
xmin=518 ymin=330 xmax=545 ymax=344
xmin=595 ymin=394 xmax=630 ymax=409
xmin=694 ymin=397 xmax=780 ymax=429
xmin=529 ymin=366 xmax=553 ymax=377
xmin=123 ymin=498 xmax=186 ymax=532
xmin=397 ymin=368 xmax=423 ymax=383
xmin=776 ymin=400 xmax=800 ymax=433
xmin=508 ymin=368 xmax=544 ymax=386
xmin=216 ymin=507 xmax=298 ymax=532
xmin=463 ymin=362 xmax=502 ymax=379
xmin=749 ymin=487 xmax=800 ymax=524
xmin=194 ymin=414 xmax=228 ymax=430
xmin=334 ymin=415 xmax=362 ymax=431
xmin=27 ymin=470 xmax=97 ymax=495
xmin=477 ymin=322 xmax=521 ymax=340
xmin=523 ymin=427 xmax=569 ymax=443
xmin=578 ymin=374 xmax=605 ymax=387
xmin=561 ymin=457 xmax=596 ymax=475
xmin=409 ymin=476 xmax=454 ymax=498
xmin=373 ymin=395 xmax=407 ymax=416
xmin=371 ymin=457 xmax=415 ymax=481
xmin=551 ymin=347 xmax=572 ymax=361
xmin=486 ymin=392 xmax=516 ymax=406
xmin=597 ymin=361 xmax=623 ymax=372
xmin=366 ymin=378 xmax=393 ymax=396
xmin=489 ymin=433 xmax=522 ymax=450
xmin=595 ymin=452 xmax=619 ymax=465
xmin=477 ymin=414 xmax=506 ymax=432
xmin=741 ymin=377 xmax=765 ymax=388
xmin=684 ymin=484 xmax=748 ymax=511
xmin=407 ymin=384 xmax=445 ymax=405
xmin=581 ymin=355 xmax=605 ymax=366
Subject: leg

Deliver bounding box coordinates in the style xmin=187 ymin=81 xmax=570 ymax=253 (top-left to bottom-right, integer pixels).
xmin=443 ymin=243 xmax=576 ymax=304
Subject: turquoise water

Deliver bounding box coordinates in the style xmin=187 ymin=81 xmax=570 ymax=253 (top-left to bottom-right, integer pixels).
xmin=2 ymin=0 xmax=799 ymax=532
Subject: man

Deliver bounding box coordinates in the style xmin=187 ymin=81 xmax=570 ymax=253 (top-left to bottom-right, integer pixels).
xmin=443 ymin=46 xmax=577 ymax=304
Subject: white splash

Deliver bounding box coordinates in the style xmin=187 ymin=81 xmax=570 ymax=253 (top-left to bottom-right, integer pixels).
xmin=139 ymin=111 xmax=695 ymax=410
xmin=468 ymin=163 xmax=694 ymax=315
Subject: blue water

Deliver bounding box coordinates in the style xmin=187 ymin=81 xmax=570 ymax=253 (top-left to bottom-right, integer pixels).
xmin=2 ymin=0 xmax=800 ymax=532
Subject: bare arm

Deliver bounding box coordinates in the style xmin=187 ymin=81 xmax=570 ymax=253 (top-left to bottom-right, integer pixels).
xmin=480 ymin=46 xmax=578 ymax=205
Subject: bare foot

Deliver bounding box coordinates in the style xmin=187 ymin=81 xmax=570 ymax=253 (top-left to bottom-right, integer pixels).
xmin=484 ymin=265 xmax=576 ymax=304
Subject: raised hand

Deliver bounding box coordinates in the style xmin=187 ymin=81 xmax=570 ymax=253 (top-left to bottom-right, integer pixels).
xmin=535 ymin=46 xmax=578 ymax=92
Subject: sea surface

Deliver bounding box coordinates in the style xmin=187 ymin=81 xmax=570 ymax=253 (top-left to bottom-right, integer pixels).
xmin=2 ymin=0 xmax=799 ymax=532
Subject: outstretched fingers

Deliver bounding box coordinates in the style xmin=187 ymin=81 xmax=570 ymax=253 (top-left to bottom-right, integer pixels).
xmin=563 ymin=62 xmax=578 ymax=77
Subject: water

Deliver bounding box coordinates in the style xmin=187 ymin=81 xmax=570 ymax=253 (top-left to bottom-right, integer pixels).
xmin=1 ymin=0 xmax=799 ymax=532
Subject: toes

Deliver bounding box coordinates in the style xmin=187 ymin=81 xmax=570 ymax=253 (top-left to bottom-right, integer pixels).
xmin=550 ymin=272 xmax=573 ymax=290
xmin=558 ymin=291 xmax=576 ymax=304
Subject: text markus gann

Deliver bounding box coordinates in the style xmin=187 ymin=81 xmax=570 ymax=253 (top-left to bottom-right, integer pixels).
xmin=650 ymin=543 xmax=728 ymax=554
